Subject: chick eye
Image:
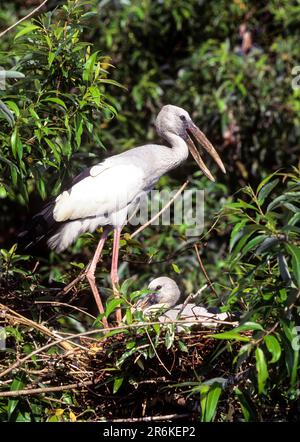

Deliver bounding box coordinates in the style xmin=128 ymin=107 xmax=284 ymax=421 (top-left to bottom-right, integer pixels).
xmin=156 ymin=285 xmax=162 ymax=290
xmin=180 ymin=115 xmax=186 ymax=121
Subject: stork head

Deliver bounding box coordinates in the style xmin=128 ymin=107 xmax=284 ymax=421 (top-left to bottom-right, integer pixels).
xmin=136 ymin=276 xmax=181 ymax=311
xmin=155 ymin=104 xmax=226 ymax=182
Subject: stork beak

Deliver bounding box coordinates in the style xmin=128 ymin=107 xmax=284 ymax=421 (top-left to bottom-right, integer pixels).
xmin=136 ymin=293 xmax=157 ymax=311
xmin=186 ymin=122 xmax=226 ymax=182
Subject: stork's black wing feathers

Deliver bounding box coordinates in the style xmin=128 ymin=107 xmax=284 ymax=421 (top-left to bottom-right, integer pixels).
xmin=17 ymin=198 xmax=59 ymax=250
xmin=70 ymin=166 xmax=92 ymax=186
xmin=17 ymin=166 xmax=94 ymax=250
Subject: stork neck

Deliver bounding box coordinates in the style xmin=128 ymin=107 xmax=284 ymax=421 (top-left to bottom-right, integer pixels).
xmin=163 ymin=131 xmax=189 ymax=168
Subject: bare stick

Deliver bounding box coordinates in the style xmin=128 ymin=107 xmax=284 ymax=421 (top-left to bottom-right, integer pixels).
xmin=131 ymin=180 xmax=189 ymax=238
xmin=0 ymin=303 xmax=74 ymax=351
xmin=145 ymin=329 xmax=171 ymax=375
xmin=0 ymin=0 xmax=48 ymax=38
xmin=0 ymin=381 xmax=93 ymax=398
xmin=59 ymin=268 xmax=87 ymax=295
xmin=177 ymin=284 xmax=208 ymax=317
xmin=35 ymin=301 xmax=97 ymax=320
xmin=194 ymin=244 xmax=219 ymax=297
xmin=104 ymin=413 xmax=192 ymax=422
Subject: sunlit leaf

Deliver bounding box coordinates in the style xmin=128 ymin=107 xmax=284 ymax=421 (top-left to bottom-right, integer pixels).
xmin=255 ymin=348 xmax=268 ymax=394
xmin=264 ymin=335 xmax=281 ymax=363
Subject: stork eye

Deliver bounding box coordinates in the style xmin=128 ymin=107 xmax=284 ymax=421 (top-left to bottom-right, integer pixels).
xmin=180 ymin=115 xmax=186 ymax=121
xmin=156 ymin=285 xmax=162 ymax=290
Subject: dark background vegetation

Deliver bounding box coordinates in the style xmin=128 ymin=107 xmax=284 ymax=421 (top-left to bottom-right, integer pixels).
xmin=0 ymin=0 xmax=299 ymax=422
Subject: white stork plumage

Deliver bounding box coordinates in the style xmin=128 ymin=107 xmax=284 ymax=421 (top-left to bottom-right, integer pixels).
xmin=136 ymin=276 xmax=181 ymax=310
xmin=136 ymin=276 xmax=230 ymax=331
xmin=21 ymin=105 xmax=225 ymax=327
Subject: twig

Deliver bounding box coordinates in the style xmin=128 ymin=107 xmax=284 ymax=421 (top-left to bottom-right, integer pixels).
xmin=34 ymin=301 xmax=97 ymax=320
xmin=0 ymin=380 xmax=93 ymax=397
xmin=58 ymin=267 xmax=88 ymax=295
xmin=145 ymin=329 xmax=171 ymax=375
xmin=103 ymin=413 xmax=192 ymax=422
xmin=177 ymin=284 xmax=208 ymax=317
xmin=0 ymin=303 xmax=74 ymax=351
xmin=194 ymin=244 xmax=219 ymax=297
xmin=0 ymin=0 xmax=48 ymax=38
xmin=131 ymin=180 xmax=189 ymax=238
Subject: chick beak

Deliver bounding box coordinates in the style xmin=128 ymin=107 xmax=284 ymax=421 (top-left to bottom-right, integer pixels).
xmin=136 ymin=292 xmax=157 ymax=310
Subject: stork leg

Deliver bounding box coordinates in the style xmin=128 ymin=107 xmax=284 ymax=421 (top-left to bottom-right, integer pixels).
xmin=111 ymin=227 xmax=122 ymax=324
xmin=86 ymin=227 xmax=111 ymax=328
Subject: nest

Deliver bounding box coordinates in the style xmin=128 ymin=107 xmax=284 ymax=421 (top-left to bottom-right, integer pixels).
xmin=0 ymin=296 xmax=247 ymax=422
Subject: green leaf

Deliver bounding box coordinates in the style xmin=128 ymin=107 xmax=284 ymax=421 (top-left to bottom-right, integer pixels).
xmin=264 ymin=335 xmax=281 ymax=363
xmin=257 ymin=178 xmax=279 ymax=204
xmin=285 ymin=244 xmax=300 ymax=287
xmin=235 ymin=322 xmax=264 ymax=332
xmin=266 ymin=193 xmax=300 ymax=212
xmin=178 ymin=340 xmax=188 ymax=352
xmin=105 ymin=298 xmax=121 ymax=318
xmin=125 ymin=307 xmax=132 ymax=324
xmin=281 ymin=320 xmax=300 ymax=386
xmin=83 ymin=51 xmax=99 ymax=82
xmin=230 ymin=225 xmax=261 ymax=258
xmin=288 ymin=212 xmax=300 ymax=226
xmin=204 ymin=385 xmax=222 ymax=422
xmin=42 ymin=97 xmax=67 ymax=109
xmin=5 ymin=101 xmax=20 ymax=117
xmin=282 ymin=202 xmax=300 ymax=213
xmin=113 ymin=376 xmax=124 ymax=394
xmin=209 ymin=331 xmax=250 ymax=342
xmin=210 ymin=322 xmax=263 ymax=342
xmin=8 ymin=377 xmax=24 ymax=419
xmin=48 ymin=52 xmax=56 ymax=68
xmin=229 ymin=219 xmax=248 ymax=252
xmin=256 ymin=172 xmax=279 ymax=193
xmin=234 ymin=388 xmax=257 ymax=422
xmin=255 ymin=348 xmax=268 ymax=394
xmin=36 ymin=178 xmax=46 ymax=199
xmin=164 ymin=326 xmax=175 ymax=349
xmin=45 ymin=138 xmax=61 ymax=163
xmin=241 ymin=234 xmax=268 ymax=257
xmin=99 ymin=78 xmax=124 ymax=88
xmin=14 ymin=24 xmax=40 ymax=39
xmin=172 ymin=263 xmax=181 ymax=274
xmin=10 ymin=128 xmax=23 ymax=161
xmin=75 ymin=118 xmax=83 ymax=147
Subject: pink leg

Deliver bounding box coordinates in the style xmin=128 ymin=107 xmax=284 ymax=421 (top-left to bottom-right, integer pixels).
xmin=86 ymin=227 xmax=111 ymax=328
xmin=111 ymin=227 xmax=122 ymax=323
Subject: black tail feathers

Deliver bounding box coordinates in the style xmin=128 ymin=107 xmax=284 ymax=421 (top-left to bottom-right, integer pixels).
xmin=17 ymin=198 xmax=58 ymax=251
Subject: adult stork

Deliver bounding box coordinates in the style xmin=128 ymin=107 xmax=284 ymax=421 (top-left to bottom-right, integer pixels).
xmin=21 ymin=105 xmax=225 ymax=327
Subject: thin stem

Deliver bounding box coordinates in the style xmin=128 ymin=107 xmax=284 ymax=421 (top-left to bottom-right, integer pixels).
xmin=0 ymin=0 xmax=48 ymax=38
xmin=131 ymin=180 xmax=189 ymax=238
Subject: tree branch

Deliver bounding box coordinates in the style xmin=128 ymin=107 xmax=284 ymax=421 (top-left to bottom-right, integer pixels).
xmin=0 ymin=0 xmax=48 ymax=38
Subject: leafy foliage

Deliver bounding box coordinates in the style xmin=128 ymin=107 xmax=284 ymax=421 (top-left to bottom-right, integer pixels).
xmin=0 ymin=0 xmax=120 ymax=206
